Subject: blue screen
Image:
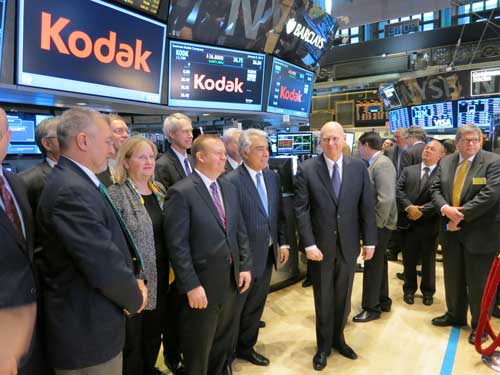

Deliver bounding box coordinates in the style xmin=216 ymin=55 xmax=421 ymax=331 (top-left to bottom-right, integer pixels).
xmin=168 ymin=40 xmax=266 ymax=111
xmin=457 ymin=97 xmax=500 ymax=128
xmin=277 ymin=132 xmax=312 ymax=155
xmin=7 ymin=113 xmax=52 ymax=155
xmin=388 ymin=108 xmax=411 ymax=132
xmin=17 ymin=0 xmax=167 ymax=103
xmin=267 ymin=58 xmax=314 ymax=118
xmin=411 ymin=102 xmax=454 ymax=130
xmin=0 ymin=1 xmax=5 ymax=72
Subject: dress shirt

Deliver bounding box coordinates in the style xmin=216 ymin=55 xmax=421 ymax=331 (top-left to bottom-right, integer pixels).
xmin=195 ymin=169 xmax=225 ymax=214
xmin=64 ymin=156 xmax=100 ymax=188
xmin=0 ymin=169 xmax=26 ymax=238
xmin=244 ymin=164 xmax=268 ymax=201
xmin=368 ymin=151 xmax=381 ymax=167
xmin=420 ymin=162 xmax=437 ymax=178
xmin=440 ymin=153 xmax=476 ymax=212
xmin=227 ymin=156 xmax=241 ymax=170
xmin=171 ymin=146 xmax=191 ymax=175
xmin=46 ymin=157 xmax=57 ymax=168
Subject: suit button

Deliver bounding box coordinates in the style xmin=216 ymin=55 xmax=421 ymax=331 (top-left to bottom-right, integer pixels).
xmin=337 ymin=214 xmax=341 ymax=219
xmin=333 ymin=230 xmax=337 ymax=236
xmin=30 ymin=288 xmax=36 ymax=295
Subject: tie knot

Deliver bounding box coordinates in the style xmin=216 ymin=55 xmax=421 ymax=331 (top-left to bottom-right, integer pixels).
xmin=423 ymin=167 xmax=430 ymax=172
xmin=210 ymin=182 xmax=217 ymax=191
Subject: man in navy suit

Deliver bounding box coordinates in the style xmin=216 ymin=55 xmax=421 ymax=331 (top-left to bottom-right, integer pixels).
xmin=294 ymin=122 xmax=377 ymax=371
xmin=37 ymin=108 xmax=146 ymax=374
xmin=164 ymin=134 xmax=252 ymax=375
xmin=225 ymin=129 xmax=289 ymax=368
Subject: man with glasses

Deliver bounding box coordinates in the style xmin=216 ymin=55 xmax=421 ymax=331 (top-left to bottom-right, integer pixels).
xmin=431 ymin=124 xmax=500 ymax=345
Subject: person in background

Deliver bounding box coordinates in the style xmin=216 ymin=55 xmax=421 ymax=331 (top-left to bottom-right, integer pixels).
xmin=353 ymin=132 xmax=396 ymax=323
xmin=222 ymin=128 xmax=242 ymax=173
xmin=20 ymin=117 xmax=60 ymax=213
xmin=397 ymin=140 xmax=444 ymax=306
xmin=442 ymin=139 xmax=456 ymax=155
xmin=97 ymin=114 xmax=129 ymax=187
xmin=37 ymin=108 xmax=146 ymax=374
xmin=400 ymin=126 xmax=427 ymax=171
xmin=108 ymin=136 xmax=168 ymax=375
xmin=382 ymin=138 xmax=394 ymax=151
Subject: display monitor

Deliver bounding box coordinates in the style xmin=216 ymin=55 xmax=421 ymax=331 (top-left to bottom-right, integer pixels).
xmin=411 ymin=102 xmax=454 ymax=131
xmin=266 ymin=58 xmax=314 ymax=118
xmin=17 ymin=0 xmax=167 ymax=103
xmin=388 ymin=107 xmax=411 ymax=132
xmin=379 ymin=84 xmax=402 ymax=110
xmin=277 ymin=132 xmax=312 ymax=155
xmin=457 ymin=97 xmax=500 ymax=128
xmin=7 ymin=113 xmax=52 ymax=155
xmin=112 ymin=0 xmax=161 ymax=16
xmin=168 ymin=40 xmax=266 ymax=111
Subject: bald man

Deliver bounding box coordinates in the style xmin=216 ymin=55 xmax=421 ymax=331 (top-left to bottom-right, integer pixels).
xmin=294 ymin=122 xmax=377 ymax=371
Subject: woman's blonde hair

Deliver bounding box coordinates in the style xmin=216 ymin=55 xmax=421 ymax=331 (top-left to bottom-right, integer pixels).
xmin=113 ymin=136 xmax=158 ymax=184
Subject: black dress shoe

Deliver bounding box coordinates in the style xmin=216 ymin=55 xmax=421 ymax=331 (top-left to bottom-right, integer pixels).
xmin=353 ymin=310 xmax=381 ymax=323
xmin=313 ymin=352 xmax=328 ymax=371
xmin=236 ymin=349 xmax=270 ymax=366
xmin=403 ymin=294 xmax=414 ymax=305
xmin=164 ymin=357 xmax=185 ymax=375
xmin=493 ymin=306 xmax=500 ymax=319
xmin=334 ymin=344 xmax=357 ymax=360
xmin=259 ymin=320 xmax=266 ymax=328
xmin=381 ymin=304 xmax=392 ymax=312
xmin=396 ymin=272 xmax=405 ymax=281
xmin=431 ymin=314 xmax=467 ymax=327
xmin=468 ymin=329 xmax=488 ymax=345
xmin=302 ymin=278 xmax=312 ymax=288
xmin=423 ymin=296 xmax=434 ymax=306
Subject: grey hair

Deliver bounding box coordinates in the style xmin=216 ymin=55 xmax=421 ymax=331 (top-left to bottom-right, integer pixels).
xmin=394 ymin=127 xmax=408 ymax=137
xmin=162 ymin=113 xmax=191 ymax=142
xmin=57 ymin=108 xmax=107 ymax=152
xmin=35 ymin=117 xmax=60 ymax=156
xmin=456 ymin=124 xmax=482 ymax=142
xmin=222 ymin=127 xmax=242 ymax=142
xmin=407 ymin=126 xmax=427 ymax=141
xmin=238 ymin=128 xmax=268 ymax=156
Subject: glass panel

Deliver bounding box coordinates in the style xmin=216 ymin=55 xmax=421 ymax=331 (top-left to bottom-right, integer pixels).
xmin=423 ymin=12 xmax=434 ymax=21
xmin=458 ymin=4 xmax=471 ymax=15
xmin=423 ymin=23 xmax=434 ymax=30
xmin=350 ymin=37 xmax=359 ymax=44
xmin=458 ymin=16 xmax=471 ymax=25
xmin=350 ymin=26 xmax=359 ymax=35
xmin=412 ymin=14 xmax=422 ymax=19
xmin=472 ymin=2 xmax=485 ymax=12
xmin=340 ymin=28 xmax=349 ymax=35
xmin=378 ymin=21 xmax=387 ymax=31
xmin=378 ymin=32 xmax=385 ymax=39
xmin=400 ymin=16 xmax=410 ymax=21
xmin=485 ymin=0 xmax=497 ymax=9
xmin=389 ymin=18 xmax=400 ymax=23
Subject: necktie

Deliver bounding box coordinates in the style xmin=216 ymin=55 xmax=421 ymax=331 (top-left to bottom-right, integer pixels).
xmin=98 ymin=182 xmax=144 ymax=272
xmin=0 ymin=176 xmax=23 ymax=237
xmin=210 ymin=182 xmax=226 ymax=230
xmin=452 ymin=160 xmax=470 ymax=207
xmin=331 ymin=162 xmax=340 ymax=199
xmin=420 ymin=167 xmax=430 ymax=193
xmin=256 ymin=172 xmax=269 ymax=216
xmin=183 ymin=158 xmax=192 ymax=176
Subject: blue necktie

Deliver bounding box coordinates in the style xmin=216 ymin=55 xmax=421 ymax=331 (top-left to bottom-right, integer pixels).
xmin=183 ymin=158 xmax=192 ymax=176
xmin=256 ymin=172 xmax=269 ymax=216
xmin=331 ymin=162 xmax=340 ymax=199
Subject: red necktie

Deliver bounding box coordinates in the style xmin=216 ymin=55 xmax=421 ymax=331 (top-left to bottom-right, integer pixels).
xmin=0 ymin=175 xmax=23 ymax=237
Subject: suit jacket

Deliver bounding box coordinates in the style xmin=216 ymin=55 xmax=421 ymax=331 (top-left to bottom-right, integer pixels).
xmin=294 ymin=154 xmax=377 ymax=263
xmin=400 ymin=142 xmax=425 ymax=171
xmin=397 ymin=163 xmax=440 ymax=234
xmin=224 ymin=160 xmax=234 ymax=174
xmin=225 ymin=165 xmax=288 ymax=278
xmin=163 ymin=172 xmax=252 ymax=305
xmin=384 ymin=145 xmax=403 ymax=175
xmin=155 ymin=146 xmax=194 ymax=190
xmin=367 ymin=153 xmax=398 ymax=230
xmin=431 ymin=150 xmax=500 ymax=254
xmin=19 ymin=160 xmax=53 ymax=213
xmin=37 ymin=157 xmax=143 ymax=369
xmin=96 ymin=166 xmax=113 ymax=188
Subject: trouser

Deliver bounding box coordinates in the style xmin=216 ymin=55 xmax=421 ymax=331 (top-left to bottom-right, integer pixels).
xmin=55 ymin=353 xmax=122 ymax=375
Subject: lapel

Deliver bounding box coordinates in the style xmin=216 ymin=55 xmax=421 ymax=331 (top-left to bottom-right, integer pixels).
xmin=446 ymin=154 xmax=460 ymax=203
xmin=339 ymin=156 xmax=353 ymax=202
xmin=263 ymin=168 xmax=275 ymax=218
xmin=167 ymin=147 xmax=187 ymax=178
xmin=193 ymin=173 xmax=225 ymax=232
xmin=461 ymin=151 xmax=484 ymax=203
xmin=239 ymin=165 xmax=267 ymax=218
xmin=416 ymin=165 xmax=437 ymax=201
xmin=316 ymin=154 xmax=338 ymax=205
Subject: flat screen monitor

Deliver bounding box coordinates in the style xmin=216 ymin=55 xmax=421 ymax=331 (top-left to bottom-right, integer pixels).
xmin=17 ymin=0 xmax=167 ymax=103
xmin=411 ymin=102 xmax=454 ymax=131
xmin=269 ymin=134 xmax=277 ymax=155
xmin=112 ymin=0 xmax=161 ymax=16
xmin=277 ymin=132 xmax=312 ymax=155
xmin=388 ymin=107 xmax=411 ymax=132
xmin=168 ymin=40 xmax=266 ymax=111
xmin=7 ymin=113 xmax=52 ymax=155
xmin=457 ymin=97 xmax=500 ymax=128
xmin=266 ymin=58 xmax=314 ymax=118
xmin=379 ymin=84 xmax=402 ymax=110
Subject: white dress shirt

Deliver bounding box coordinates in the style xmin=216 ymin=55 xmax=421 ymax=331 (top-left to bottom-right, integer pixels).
xmin=324 ymin=153 xmax=343 ymax=183
xmin=227 ymin=156 xmax=241 ymax=170
xmin=171 ymin=146 xmax=191 ymax=175
xmin=195 ymin=169 xmax=225 ymax=214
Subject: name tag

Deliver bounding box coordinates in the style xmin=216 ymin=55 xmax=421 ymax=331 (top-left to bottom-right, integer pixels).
xmin=472 ymin=177 xmax=487 ymax=185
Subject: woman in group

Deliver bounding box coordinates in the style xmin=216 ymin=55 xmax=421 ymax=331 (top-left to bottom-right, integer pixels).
xmin=108 ymin=136 xmax=168 ymax=375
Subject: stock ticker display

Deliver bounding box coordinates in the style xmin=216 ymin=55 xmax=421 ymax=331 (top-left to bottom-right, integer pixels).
xmin=388 ymin=107 xmax=410 ymax=132
xmin=113 ymin=0 xmax=161 ymax=16
xmin=457 ymin=97 xmax=500 ymax=128
xmin=411 ymin=102 xmax=454 ymax=131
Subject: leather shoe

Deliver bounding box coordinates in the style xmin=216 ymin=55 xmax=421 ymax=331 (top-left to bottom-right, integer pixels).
xmin=237 ymin=349 xmax=270 ymax=366
xmin=396 ymin=272 xmax=405 ymax=281
xmin=423 ymin=296 xmax=433 ymax=306
xmin=313 ymin=351 xmax=328 ymax=371
xmin=403 ymin=294 xmax=414 ymax=305
xmin=259 ymin=320 xmax=266 ymax=328
xmin=468 ymin=329 xmax=488 ymax=345
xmin=353 ymin=310 xmax=381 ymax=323
xmin=493 ymin=306 xmax=500 ymax=319
xmin=164 ymin=357 xmax=184 ymax=375
xmin=302 ymin=278 xmax=312 ymax=288
xmin=431 ymin=314 xmax=467 ymax=327
xmin=334 ymin=344 xmax=357 ymax=360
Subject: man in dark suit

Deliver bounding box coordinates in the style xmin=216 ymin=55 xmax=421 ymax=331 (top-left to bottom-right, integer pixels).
xmin=397 ymin=140 xmax=444 ymax=306
xmin=163 ymin=134 xmax=252 ymax=375
xmin=400 ymin=126 xmax=427 ymax=171
xmin=431 ymin=124 xmax=500 ymax=345
xmin=222 ymin=128 xmax=242 ymax=173
xmin=225 ymin=129 xmax=289 ymax=368
xmin=20 ymin=117 xmax=60 ymax=213
xmin=294 ymin=122 xmax=377 ymax=371
xmin=353 ymin=132 xmax=397 ymax=323
xmin=37 ymin=108 xmax=146 ymax=374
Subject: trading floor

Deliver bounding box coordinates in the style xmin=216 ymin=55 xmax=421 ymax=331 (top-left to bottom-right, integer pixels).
xmin=157 ymin=257 xmax=498 ymax=375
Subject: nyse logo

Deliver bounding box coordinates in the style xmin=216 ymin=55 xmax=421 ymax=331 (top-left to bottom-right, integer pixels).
xmin=193 ymin=74 xmax=244 ymax=93
xmin=285 ymin=18 xmax=325 ymax=49
xmin=433 ymin=118 xmax=452 ymax=127
xmin=279 ymin=86 xmax=302 ymax=102
xmin=40 ymin=12 xmax=152 ymax=72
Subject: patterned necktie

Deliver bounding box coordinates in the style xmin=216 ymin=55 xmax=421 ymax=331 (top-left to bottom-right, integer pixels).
xmin=452 ymin=160 xmax=470 ymax=207
xmin=0 ymin=176 xmax=23 ymax=237
xmin=98 ymin=182 xmax=144 ymax=272
xmin=210 ymin=182 xmax=226 ymax=230
xmin=183 ymin=158 xmax=192 ymax=176
xmin=331 ymin=162 xmax=341 ymax=199
xmin=420 ymin=167 xmax=430 ymax=193
xmin=256 ymin=172 xmax=269 ymax=216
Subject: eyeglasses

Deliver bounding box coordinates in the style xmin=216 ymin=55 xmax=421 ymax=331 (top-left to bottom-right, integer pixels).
xmin=460 ymin=138 xmax=480 ymax=145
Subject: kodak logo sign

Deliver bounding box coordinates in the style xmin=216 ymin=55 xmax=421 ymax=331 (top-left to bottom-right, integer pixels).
xmin=193 ymin=74 xmax=244 ymax=93
xmin=279 ymin=86 xmax=302 ymax=102
xmin=40 ymin=12 xmax=152 ymax=73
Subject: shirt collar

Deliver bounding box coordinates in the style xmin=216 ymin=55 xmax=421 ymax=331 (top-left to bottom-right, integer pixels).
xmin=171 ymin=146 xmax=188 ymax=163
xmin=46 ymin=157 xmax=57 ymax=168
xmin=243 ymin=163 xmax=264 ymax=181
xmin=368 ymin=151 xmax=381 ymax=166
xmin=324 ymin=153 xmax=343 ymax=169
xmin=227 ymin=155 xmax=241 ymax=170
xmin=195 ymin=168 xmax=217 ymax=190
xmin=64 ymin=156 xmax=100 ymax=187
xmin=421 ymin=162 xmax=437 ymax=173
xmin=458 ymin=153 xmax=476 ymax=164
